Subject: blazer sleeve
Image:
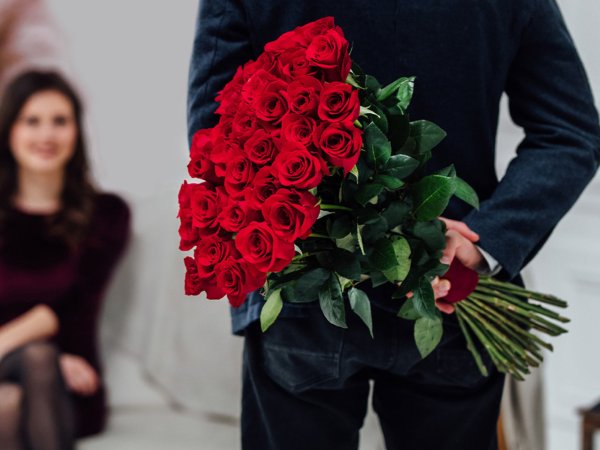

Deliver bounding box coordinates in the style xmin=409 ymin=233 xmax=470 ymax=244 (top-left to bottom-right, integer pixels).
xmin=463 ymin=0 xmax=600 ymax=280
xmin=187 ymin=0 xmax=253 ymax=144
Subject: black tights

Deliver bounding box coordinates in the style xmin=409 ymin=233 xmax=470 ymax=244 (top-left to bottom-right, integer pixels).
xmin=0 ymin=342 xmax=75 ymax=450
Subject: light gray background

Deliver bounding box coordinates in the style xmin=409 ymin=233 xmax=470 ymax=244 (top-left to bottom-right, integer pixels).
xmin=44 ymin=1 xmax=600 ymax=449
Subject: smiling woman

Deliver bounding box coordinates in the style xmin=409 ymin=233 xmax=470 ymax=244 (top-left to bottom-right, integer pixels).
xmin=0 ymin=71 xmax=130 ymax=449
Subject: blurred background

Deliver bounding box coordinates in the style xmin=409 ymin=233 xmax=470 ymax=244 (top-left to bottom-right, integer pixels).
xmin=4 ymin=0 xmax=598 ymax=449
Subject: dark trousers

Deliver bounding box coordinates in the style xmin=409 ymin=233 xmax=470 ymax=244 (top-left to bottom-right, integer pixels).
xmin=241 ymin=303 xmax=505 ymax=450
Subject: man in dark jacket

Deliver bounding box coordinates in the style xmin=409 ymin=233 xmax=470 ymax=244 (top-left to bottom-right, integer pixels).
xmin=187 ymin=1 xmax=600 ymax=449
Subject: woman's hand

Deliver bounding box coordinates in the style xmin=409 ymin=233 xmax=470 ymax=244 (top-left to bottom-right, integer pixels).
xmin=59 ymin=353 xmax=100 ymax=397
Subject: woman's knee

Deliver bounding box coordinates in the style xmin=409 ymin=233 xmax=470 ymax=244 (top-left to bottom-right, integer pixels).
xmin=19 ymin=342 xmax=61 ymax=385
xmin=0 ymin=383 xmax=23 ymax=426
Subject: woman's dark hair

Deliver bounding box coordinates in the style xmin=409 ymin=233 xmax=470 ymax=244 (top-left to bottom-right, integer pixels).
xmin=0 ymin=70 xmax=96 ymax=249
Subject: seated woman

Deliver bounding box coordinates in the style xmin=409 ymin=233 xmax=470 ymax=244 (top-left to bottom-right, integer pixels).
xmin=0 ymin=70 xmax=130 ymax=449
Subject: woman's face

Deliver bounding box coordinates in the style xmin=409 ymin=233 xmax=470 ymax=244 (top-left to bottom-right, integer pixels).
xmin=9 ymin=90 xmax=77 ymax=175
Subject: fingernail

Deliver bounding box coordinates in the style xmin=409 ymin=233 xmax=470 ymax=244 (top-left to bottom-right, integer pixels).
xmin=441 ymin=256 xmax=451 ymax=264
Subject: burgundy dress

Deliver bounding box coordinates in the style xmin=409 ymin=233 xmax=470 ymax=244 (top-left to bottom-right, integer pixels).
xmin=0 ymin=193 xmax=130 ymax=438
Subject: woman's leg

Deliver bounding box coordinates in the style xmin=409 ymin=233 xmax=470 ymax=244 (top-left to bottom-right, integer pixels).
xmin=0 ymin=342 xmax=76 ymax=450
xmin=0 ymin=383 xmax=24 ymax=450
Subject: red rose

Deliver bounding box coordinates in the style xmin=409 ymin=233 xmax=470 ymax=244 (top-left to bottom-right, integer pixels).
xmin=306 ymin=29 xmax=352 ymax=82
xmin=439 ymin=259 xmax=480 ymax=304
xmin=224 ymin=152 xmax=255 ymax=199
xmin=288 ymin=76 xmax=322 ymax=115
xmin=264 ymin=29 xmax=305 ymax=54
xmin=184 ymin=256 xmax=202 ymax=295
xmin=218 ymin=199 xmax=259 ymax=233
xmin=245 ymin=166 xmax=281 ymax=210
xmin=232 ymin=103 xmax=259 ymax=143
xmin=178 ymin=180 xmax=196 ymax=211
xmin=190 ymin=182 xmax=221 ymax=231
xmin=215 ymin=258 xmax=267 ymax=307
xmin=235 ymin=221 xmax=295 ymax=273
xmin=277 ymin=48 xmax=317 ymax=80
xmin=195 ymin=236 xmax=238 ymax=276
xmin=178 ymin=209 xmax=199 ymax=251
xmin=262 ymin=189 xmax=320 ymax=240
xmin=215 ymin=67 xmax=244 ymax=116
xmin=318 ymin=82 xmax=360 ymax=123
xmin=272 ymin=142 xmax=325 ymax=189
xmin=297 ymin=17 xmax=337 ymax=41
xmin=314 ymin=121 xmax=363 ymax=174
xmin=188 ymin=129 xmax=220 ymax=184
xmin=242 ymin=69 xmax=278 ymax=104
xmin=243 ymin=129 xmax=279 ymax=166
xmin=254 ymin=79 xmax=289 ymax=125
xmin=281 ymin=114 xmax=316 ymax=148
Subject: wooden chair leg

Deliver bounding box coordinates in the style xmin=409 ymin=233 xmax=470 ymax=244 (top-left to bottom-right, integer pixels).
xmin=582 ymin=421 xmax=594 ymax=450
xmin=498 ymin=415 xmax=508 ymax=450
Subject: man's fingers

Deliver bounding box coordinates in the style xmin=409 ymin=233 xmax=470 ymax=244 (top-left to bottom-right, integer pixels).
xmin=441 ymin=230 xmax=461 ymax=265
xmin=439 ymin=217 xmax=479 ymax=242
xmin=435 ymin=300 xmax=455 ymax=314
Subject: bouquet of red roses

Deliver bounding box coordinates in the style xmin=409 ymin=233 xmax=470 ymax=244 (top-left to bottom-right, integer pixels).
xmin=179 ymin=17 xmax=569 ymax=380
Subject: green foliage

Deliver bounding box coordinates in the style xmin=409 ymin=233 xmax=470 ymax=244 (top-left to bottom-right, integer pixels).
xmin=349 ymin=288 xmax=373 ymax=338
xmin=412 ymin=175 xmax=456 ymax=221
xmin=319 ymin=274 xmax=347 ymax=328
xmin=260 ymin=289 xmax=283 ymax=332
xmin=414 ymin=317 xmax=444 ymax=358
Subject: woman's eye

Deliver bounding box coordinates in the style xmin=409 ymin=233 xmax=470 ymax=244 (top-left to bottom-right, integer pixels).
xmin=53 ymin=116 xmax=68 ymax=126
xmin=24 ymin=117 xmax=39 ymax=126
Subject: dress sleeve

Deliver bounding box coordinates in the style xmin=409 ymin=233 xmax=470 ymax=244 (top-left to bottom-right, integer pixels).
xmin=187 ymin=0 xmax=253 ymax=144
xmin=463 ymin=0 xmax=600 ymax=280
xmin=56 ymin=195 xmax=131 ymax=367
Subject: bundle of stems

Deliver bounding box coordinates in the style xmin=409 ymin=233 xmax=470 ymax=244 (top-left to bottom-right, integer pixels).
xmin=454 ymin=276 xmax=569 ymax=380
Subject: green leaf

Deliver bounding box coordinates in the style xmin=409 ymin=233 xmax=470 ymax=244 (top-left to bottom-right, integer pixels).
xmin=370 ymin=271 xmax=388 ymax=287
xmin=332 ymin=249 xmax=362 ymax=280
xmin=386 ymin=154 xmax=419 ymax=174
xmin=365 ymin=75 xmax=382 ymax=93
xmin=395 ymin=76 xmax=416 ymax=111
xmin=360 ymin=216 xmax=389 ymax=244
xmin=414 ymin=317 xmax=443 ymax=358
xmin=411 ymin=278 xmax=438 ymax=319
xmin=356 ymin=224 xmax=366 ymax=255
xmin=382 ymin=201 xmax=411 ymax=229
xmin=336 ymin=233 xmax=356 ymax=252
xmin=454 ymin=177 xmax=480 ymax=210
xmin=369 ymin=238 xmax=398 ymax=271
xmin=376 ymin=77 xmax=406 ymax=102
xmin=319 ymin=274 xmax=347 ymax=328
xmin=286 ymin=268 xmax=331 ymax=303
xmin=410 ymin=120 xmax=447 ymax=155
xmin=412 ymin=175 xmax=456 ymax=221
xmin=349 ymin=288 xmax=373 ymax=338
xmin=369 ymin=103 xmax=389 ymax=134
xmin=398 ymin=299 xmax=420 ymax=320
xmin=359 ymin=105 xmax=380 ymax=118
xmin=349 ymin=164 xmax=359 ymax=182
xmin=329 ymin=215 xmax=354 ymax=239
xmin=381 ymin=237 xmax=411 ymax=283
xmin=436 ymin=164 xmax=457 ymax=178
xmin=260 ymin=289 xmax=283 ymax=332
xmin=374 ymin=174 xmax=405 ymax=190
xmin=355 ymin=183 xmax=384 ymax=206
xmin=364 ymin=122 xmax=392 ymax=168
xmin=410 ymin=221 xmax=446 ymax=254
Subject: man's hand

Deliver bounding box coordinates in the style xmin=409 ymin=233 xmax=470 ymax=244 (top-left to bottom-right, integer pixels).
xmin=59 ymin=353 xmax=100 ymax=397
xmin=400 ymin=218 xmax=485 ymax=314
